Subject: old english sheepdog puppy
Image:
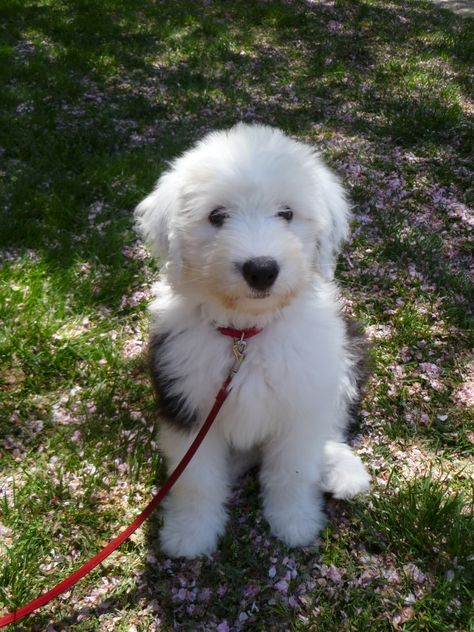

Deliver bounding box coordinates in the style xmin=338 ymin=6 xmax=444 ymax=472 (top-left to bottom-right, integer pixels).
xmin=135 ymin=123 xmax=370 ymax=558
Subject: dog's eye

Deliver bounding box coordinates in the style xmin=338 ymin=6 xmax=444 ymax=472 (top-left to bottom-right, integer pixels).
xmin=278 ymin=207 xmax=293 ymax=221
xmin=209 ymin=207 xmax=227 ymax=227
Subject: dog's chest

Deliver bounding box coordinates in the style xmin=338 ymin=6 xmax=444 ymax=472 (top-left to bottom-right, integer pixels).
xmin=156 ymin=325 xmax=288 ymax=443
xmin=154 ymin=292 xmax=344 ymax=447
xmin=220 ymin=342 xmax=287 ymax=447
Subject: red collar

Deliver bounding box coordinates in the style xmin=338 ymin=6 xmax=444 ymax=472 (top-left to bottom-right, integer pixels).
xmin=217 ymin=326 xmax=262 ymax=340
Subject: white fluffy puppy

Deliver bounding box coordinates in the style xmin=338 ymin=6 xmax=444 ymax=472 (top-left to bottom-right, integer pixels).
xmin=135 ymin=123 xmax=370 ymax=558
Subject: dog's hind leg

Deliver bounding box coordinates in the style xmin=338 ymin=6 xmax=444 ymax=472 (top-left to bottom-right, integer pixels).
xmin=320 ymin=441 xmax=370 ymax=499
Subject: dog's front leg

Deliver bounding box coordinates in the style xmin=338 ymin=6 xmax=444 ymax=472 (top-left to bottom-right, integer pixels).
xmin=158 ymin=423 xmax=230 ymax=558
xmin=260 ymin=427 xmax=327 ymax=548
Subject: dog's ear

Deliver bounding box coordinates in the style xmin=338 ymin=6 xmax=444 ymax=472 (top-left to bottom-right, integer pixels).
xmin=311 ymin=157 xmax=351 ymax=281
xmin=134 ymin=171 xmax=179 ymax=261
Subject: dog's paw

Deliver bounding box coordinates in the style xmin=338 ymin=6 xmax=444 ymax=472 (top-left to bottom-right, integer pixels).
xmin=160 ymin=523 xmax=218 ymax=559
xmin=264 ymin=499 xmax=325 ymax=548
xmin=160 ymin=500 xmax=227 ymax=559
xmin=321 ymin=441 xmax=370 ymax=500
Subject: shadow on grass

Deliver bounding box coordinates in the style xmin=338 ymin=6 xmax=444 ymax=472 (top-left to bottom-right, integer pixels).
xmin=24 ymin=474 xmax=474 ymax=631
xmin=1 ymin=0 xmax=472 ymax=241
xmin=1 ymin=0 xmax=471 ymax=333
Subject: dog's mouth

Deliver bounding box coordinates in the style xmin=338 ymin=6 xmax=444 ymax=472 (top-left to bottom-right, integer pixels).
xmin=248 ymin=290 xmax=271 ymax=299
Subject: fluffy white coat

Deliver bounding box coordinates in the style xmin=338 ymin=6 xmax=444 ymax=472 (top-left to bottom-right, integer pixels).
xmin=135 ymin=123 xmax=370 ymax=558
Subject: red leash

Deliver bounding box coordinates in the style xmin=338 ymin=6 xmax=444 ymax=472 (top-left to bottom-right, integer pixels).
xmin=0 ymin=327 xmax=261 ymax=628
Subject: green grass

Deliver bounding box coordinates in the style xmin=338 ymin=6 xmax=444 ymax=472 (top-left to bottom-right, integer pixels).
xmin=1 ymin=0 xmax=473 ymax=630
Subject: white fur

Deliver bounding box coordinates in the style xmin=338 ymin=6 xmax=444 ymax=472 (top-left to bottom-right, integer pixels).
xmin=135 ymin=123 xmax=369 ymax=558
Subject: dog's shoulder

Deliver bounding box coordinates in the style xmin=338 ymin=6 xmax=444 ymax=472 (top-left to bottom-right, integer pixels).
xmin=148 ymin=329 xmax=199 ymax=431
xmin=147 ymin=284 xmax=202 ymax=430
xmin=147 ymin=289 xmax=230 ymax=431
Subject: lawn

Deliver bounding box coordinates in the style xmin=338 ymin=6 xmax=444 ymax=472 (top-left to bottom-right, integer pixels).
xmin=0 ymin=0 xmax=473 ymax=630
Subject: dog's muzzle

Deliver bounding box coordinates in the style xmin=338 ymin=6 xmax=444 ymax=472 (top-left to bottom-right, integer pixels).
xmin=242 ymin=257 xmax=280 ymax=291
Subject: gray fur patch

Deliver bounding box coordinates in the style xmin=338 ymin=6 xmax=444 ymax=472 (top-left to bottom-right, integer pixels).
xmin=148 ymin=331 xmax=198 ymax=430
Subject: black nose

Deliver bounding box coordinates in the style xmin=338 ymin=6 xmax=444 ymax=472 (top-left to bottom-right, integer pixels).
xmin=242 ymin=257 xmax=280 ymax=291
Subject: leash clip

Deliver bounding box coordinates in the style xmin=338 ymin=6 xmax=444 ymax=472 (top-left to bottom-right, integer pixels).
xmin=231 ymin=333 xmax=247 ymax=374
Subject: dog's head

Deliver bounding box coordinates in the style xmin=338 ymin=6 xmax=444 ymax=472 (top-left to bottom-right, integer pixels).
xmin=135 ymin=123 xmax=349 ymax=316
